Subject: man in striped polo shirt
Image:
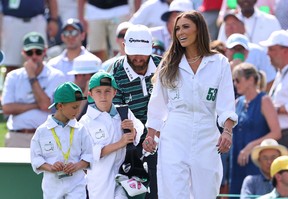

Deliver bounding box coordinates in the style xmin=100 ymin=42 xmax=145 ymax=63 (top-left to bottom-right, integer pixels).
xmin=111 ymin=24 xmax=162 ymax=199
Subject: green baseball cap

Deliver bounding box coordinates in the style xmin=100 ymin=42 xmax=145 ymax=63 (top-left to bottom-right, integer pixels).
xmin=88 ymin=71 xmax=118 ymax=103
xmin=23 ymin=32 xmax=45 ymax=51
xmin=48 ymin=82 xmax=87 ymax=109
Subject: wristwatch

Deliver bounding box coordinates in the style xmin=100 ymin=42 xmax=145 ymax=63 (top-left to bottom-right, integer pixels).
xmin=29 ymin=77 xmax=38 ymax=85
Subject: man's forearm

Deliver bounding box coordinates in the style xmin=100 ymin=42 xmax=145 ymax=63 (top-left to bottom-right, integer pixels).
xmin=2 ymin=103 xmax=38 ymax=115
xmin=47 ymin=0 xmax=58 ymax=20
xmin=30 ymin=80 xmax=51 ymax=111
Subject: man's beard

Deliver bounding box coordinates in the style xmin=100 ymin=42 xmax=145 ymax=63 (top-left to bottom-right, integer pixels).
xmin=127 ymin=56 xmax=150 ymax=74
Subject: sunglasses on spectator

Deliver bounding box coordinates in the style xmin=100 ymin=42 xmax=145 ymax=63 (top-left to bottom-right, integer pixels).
xmin=25 ymin=49 xmax=43 ymax=56
xmin=62 ymin=29 xmax=79 ymax=37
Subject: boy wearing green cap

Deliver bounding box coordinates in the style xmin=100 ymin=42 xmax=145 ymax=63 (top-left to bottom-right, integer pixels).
xmin=79 ymin=71 xmax=144 ymax=199
xmin=30 ymin=82 xmax=93 ymax=199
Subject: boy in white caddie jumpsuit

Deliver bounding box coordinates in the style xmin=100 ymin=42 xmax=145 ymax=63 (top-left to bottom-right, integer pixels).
xmin=30 ymin=82 xmax=93 ymax=199
xmin=143 ymin=11 xmax=238 ymax=199
xmin=79 ymin=71 xmax=144 ymax=199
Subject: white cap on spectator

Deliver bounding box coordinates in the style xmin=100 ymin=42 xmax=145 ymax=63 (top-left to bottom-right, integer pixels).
xmin=226 ymin=33 xmax=249 ymax=50
xmin=259 ymin=30 xmax=288 ymax=47
xmin=124 ymin=24 xmax=152 ymax=56
xmin=223 ymin=10 xmax=244 ymax=24
xmin=161 ymin=0 xmax=193 ymax=22
xmin=68 ymin=54 xmax=102 ymax=75
xmin=116 ymin=21 xmax=133 ymax=37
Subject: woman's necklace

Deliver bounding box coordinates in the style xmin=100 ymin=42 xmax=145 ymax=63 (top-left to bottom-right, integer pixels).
xmin=244 ymin=99 xmax=250 ymax=112
xmin=187 ymin=55 xmax=201 ymax=64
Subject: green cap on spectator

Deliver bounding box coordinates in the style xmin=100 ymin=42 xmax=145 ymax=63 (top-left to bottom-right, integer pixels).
xmin=23 ymin=32 xmax=45 ymax=51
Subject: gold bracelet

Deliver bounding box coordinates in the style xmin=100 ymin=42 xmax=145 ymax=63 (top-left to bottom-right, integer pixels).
xmin=223 ymin=130 xmax=232 ymax=137
xmin=224 ymin=127 xmax=232 ymax=133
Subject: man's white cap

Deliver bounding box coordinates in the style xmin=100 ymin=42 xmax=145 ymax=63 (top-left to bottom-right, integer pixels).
xmin=161 ymin=0 xmax=193 ymax=22
xmin=223 ymin=10 xmax=244 ymax=24
xmin=259 ymin=30 xmax=288 ymax=47
xmin=226 ymin=33 xmax=249 ymax=50
xmin=116 ymin=21 xmax=133 ymax=36
xmin=124 ymin=24 xmax=152 ymax=56
xmin=68 ymin=54 xmax=102 ymax=75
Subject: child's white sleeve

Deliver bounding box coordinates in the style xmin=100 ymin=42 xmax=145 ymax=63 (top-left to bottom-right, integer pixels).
xmin=80 ymin=126 xmax=94 ymax=169
xmin=30 ymin=129 xmax=46 ymax=174
xmin=128 ymin=109 xmax=144 ymax=146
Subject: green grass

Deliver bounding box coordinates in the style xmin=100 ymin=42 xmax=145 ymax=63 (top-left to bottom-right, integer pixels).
xmin=0 ymin=113 xmax=7 ymax=147
xmin=0 ymin=121 xmax=7 ymax=147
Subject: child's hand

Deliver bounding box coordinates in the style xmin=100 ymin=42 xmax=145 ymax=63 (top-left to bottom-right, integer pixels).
xmin=120 ymin=132 xmax=135 ymax=147
xmin=51 ymin=161 xmax=65 ymax=172
xmin=63 ymin=162 xmax=77 ymax=175
xmin=63 ymin=160 xmax=89 ymax=175
xmin=121 ymin=119 xmax=136 ymax=135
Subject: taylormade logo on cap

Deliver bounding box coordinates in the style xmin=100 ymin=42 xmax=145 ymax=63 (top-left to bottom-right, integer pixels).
xmin=128 ymin=38 xmax=150 ymax=44
xmin=124 ymin=24 xmax=152 ymax=56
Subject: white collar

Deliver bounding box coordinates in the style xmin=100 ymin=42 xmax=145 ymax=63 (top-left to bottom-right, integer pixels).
xmin=86 ymin=105 xmax=120 ymax=120
xmin=123 ymin=56 xmax=157 ymax=82
xmin=179 ymin=54 xmax=216 ymax=74
xmin=46 ymin=115 xmax=80 ymax=129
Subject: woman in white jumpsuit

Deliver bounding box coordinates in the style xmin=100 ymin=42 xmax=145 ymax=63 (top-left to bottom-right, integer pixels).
xmin=143 ymin=11 xmax=238 ymax=199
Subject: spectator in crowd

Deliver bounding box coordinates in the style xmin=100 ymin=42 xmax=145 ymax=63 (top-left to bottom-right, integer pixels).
xmin=260 ymin=30 xmax=288 ymax=148
xmin=79 ymin=71 xmax=144 ymax=198
xmin=78 ymin=0 xmax=141 ymax=61
xmin=111 ymin=24 xmax=162 ymax=199
xmin=0 ymin=0 xmax=58 ymax=75
xmin=30 ymin=82 xmax=93 ymax=199
xmin=143 ymin=10 xmax=237 ymax=198
xmin=229 ymin=62 xmax=281 ymax=196
xmin=67 ymin=54 xmax=102 ymax=120
xmin=150 ymin=0 xmax=194 ymax=51
xmin=218 ymin=0 xmax=276 ymax=25
xmin=225 ymin=31 xmax=276 ymax=92
xmin=129 ymin=0 xmax=171 ymax=28
xmin=257 ymin=156 xmax=288 ymax=198
xmin=102 ymin=21 xmax=133 ymax=72
xmin=1 ymin=32 xmax=65 ymax=148
xmin=217 ymin=0 xmax=281 ymax=45
xmin=47 ymin=18 xmax=99 ymax=82
xmin=68 ymin=54 xmax=102 ymax=97
xmin=241 ymin=139 xmax=288 ymax=199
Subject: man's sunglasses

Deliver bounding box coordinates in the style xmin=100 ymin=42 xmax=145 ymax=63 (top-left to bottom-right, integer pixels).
xmin=62 ymin=29 xmax=80 ymax=37
xmin=25 ymin=49 xmax=43 ymax=56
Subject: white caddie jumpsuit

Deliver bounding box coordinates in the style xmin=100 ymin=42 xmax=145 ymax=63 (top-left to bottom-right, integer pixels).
xmin=30 ymin=116 xmax=93 ymax=199
xmin=79 ymin=105 xmax=144 ymax=199
xmin=146 ymin=54 xmax=238 ymax=199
